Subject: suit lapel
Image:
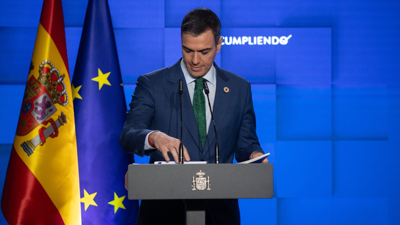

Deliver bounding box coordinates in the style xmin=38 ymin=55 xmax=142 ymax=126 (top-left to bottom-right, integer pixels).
xmin=167 ymin=60 xmax=202 ymax=151
xmin=202 ymin=64 xmax=231 ymax=158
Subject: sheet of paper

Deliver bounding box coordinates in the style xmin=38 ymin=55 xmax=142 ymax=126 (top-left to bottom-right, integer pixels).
xmin=154 ymin=161 xmax=207 ymax=164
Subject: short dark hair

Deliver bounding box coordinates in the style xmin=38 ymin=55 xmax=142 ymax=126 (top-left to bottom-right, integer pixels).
xmin=181 ymin=8 xmax=221 ymax=45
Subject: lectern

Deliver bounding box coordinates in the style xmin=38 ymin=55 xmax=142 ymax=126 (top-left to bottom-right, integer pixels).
xmin=128 ymin=164 xmax=273 ymax=225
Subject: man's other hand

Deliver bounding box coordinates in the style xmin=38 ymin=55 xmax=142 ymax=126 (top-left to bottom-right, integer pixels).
xmin=250 ymin=151 xmax=269 ymax=163
xmin=149 ymin=131 xmax=190 ymax=163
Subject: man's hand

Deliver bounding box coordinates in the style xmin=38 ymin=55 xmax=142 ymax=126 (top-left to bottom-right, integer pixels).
xmin=250 ymin=151 xmax=269 ymax=163
xmin=149 ymin=131 xmax=190 ymax=163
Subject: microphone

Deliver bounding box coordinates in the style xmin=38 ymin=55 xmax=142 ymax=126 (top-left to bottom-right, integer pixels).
xmin=178 ymin=79 xmax=183 ymax=95
xmin=178 ymin=79 xmax=184 ymax=164
xmin=203 ymin=79 xmax=219 ymax=164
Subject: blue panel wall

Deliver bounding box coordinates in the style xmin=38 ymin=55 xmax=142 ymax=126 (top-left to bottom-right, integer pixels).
xmin=278 ymin=198 xmax=333 ymax=225
xmin=277 ymin=85 xmax=332 ymax=140
xmin=0 ymin=28 xmax=36 ymax=84
xmin=333 ymin=86 xmax=388 ymax=140
xmin=115 ymin=28 xmax=165 ymax=83
xmin=1 ymin=0 xmax=400 ymax=225
xmin=275 ymin=141 xmax=332 ymax=197
xmin=165 ymin=0 xmax=221 ymax=27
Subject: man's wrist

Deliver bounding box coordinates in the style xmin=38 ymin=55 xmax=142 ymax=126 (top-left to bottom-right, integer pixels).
xmin=148 ymin=133 xmax=155 ymax=147
xmin=148 ymin=131 xmax=160 ymax=148
xmin=144 ymin=131 xmax=158 ymax=150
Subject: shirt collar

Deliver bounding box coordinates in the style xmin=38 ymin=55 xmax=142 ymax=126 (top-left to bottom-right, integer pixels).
xmin=180 ymin=59 xmax=216 ymax=86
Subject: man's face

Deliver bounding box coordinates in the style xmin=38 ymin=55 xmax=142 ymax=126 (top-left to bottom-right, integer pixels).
xmin=181 ymin=29 xmax=223 ymax=77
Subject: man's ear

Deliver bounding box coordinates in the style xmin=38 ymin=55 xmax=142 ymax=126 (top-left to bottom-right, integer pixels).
xmin=216 ymin=36 xmax=223 ymax=53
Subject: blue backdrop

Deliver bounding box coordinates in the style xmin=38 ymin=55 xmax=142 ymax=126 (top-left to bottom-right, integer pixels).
xmin=1 ymin=0 xmax=399 ymax=224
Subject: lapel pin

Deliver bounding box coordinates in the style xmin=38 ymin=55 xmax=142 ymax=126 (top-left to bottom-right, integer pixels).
xmin=224 ymin=87 xmax=229 ymax=93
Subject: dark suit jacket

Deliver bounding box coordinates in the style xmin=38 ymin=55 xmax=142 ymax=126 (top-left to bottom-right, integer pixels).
xmin=120 ymin=59 xmax=263 ymax=225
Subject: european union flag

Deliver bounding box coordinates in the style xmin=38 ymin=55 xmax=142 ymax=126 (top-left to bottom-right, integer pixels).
xmin=72 ymin=0 xmax=138 ymax=224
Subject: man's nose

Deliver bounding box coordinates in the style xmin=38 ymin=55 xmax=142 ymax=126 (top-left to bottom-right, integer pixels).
xmin=192 ymin=52 xmax=200 ymax=65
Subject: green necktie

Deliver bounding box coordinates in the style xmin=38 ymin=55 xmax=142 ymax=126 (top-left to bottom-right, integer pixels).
xmin=193 ymin=78 xmax=207 ymax=149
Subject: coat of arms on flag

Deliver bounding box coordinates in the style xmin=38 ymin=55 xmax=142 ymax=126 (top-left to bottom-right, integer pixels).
xmin=17 ymin=60 xmax=69 ymax=156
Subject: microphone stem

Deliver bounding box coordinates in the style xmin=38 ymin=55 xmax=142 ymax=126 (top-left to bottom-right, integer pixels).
xmin=206 ymin=94 xmax=219 ymax=164
xmin=179 ymin=92 xmax=183 ymax=164
xmin=180 ymin=94 xmax=183 ymax=141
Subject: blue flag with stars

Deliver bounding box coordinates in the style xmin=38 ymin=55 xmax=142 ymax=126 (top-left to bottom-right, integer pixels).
xmin=72 ymin=0 xmax=138 ymax=224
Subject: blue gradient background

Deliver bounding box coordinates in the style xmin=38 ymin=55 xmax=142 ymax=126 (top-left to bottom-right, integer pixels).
xmin=1 ymin=0 xmax=400 ymax=224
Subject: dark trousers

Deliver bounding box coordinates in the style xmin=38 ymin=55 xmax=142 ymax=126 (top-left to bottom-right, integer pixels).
xmin=136 ymin=199 xmax=240 ymax=225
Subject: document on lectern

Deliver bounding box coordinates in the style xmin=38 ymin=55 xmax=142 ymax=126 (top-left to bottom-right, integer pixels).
xmin=238 ymin=153 xmax=270 ymax=164
xmin=154 ymin=161 xmax=207 ymax=164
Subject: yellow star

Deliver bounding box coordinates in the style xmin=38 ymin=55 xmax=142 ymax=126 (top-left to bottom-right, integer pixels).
xmin=108 ymin=192 xmax=126 ymax=213
xmin=92 ymin=68 xmax=111 ymax=90
xmin=72 ymin=84 xmax=82 ymax=100
xmin=81 ymin=189 xmax=98 ymax=211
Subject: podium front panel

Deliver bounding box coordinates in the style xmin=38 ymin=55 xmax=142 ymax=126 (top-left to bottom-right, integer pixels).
xmin=128 ymin=164 xmax=273 ymax=200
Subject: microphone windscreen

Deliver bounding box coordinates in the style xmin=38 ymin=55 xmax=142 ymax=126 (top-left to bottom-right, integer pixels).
xmin=178 ymin=79 xmax=183 ymax=94
xmin=203 ymin=79 xmax=210 ymax=94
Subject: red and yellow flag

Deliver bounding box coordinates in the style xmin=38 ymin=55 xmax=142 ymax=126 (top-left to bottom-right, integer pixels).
xmin=1 ymin=0 xmax=81 ymax=224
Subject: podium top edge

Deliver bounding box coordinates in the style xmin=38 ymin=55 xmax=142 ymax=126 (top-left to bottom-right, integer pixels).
xmin=129 ymin=163 xmax=273 ymax=166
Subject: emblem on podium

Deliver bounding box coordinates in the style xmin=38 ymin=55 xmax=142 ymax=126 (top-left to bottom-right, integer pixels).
xmin=192 ymin=170 xmax=211 ymax=191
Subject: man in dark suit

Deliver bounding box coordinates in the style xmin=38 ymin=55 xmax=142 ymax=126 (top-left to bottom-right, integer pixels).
xmin=120 ymin=8 xmax=268 ymax=225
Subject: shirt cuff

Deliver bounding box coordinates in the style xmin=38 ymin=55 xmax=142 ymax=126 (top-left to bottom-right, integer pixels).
xmin=144 ymin=131 xmax=157 ymax=150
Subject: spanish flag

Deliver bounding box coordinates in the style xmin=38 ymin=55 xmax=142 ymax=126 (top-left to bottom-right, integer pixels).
xmin=1 ymin=0 xmax=81 ymax=224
